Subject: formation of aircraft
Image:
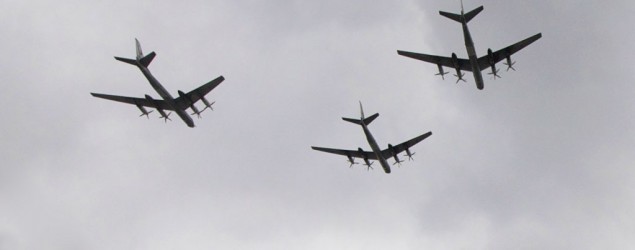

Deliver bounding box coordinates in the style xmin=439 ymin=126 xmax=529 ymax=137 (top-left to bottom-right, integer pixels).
xmin=92 ymin=2 xmax=540 ymax=173
xmin=311 ymin=103 xmax=432 ymax=174
xmin=397 ymin=2 xmax=542 ymax=90
xmin=91 ymin=39 xmax=224 ymax=128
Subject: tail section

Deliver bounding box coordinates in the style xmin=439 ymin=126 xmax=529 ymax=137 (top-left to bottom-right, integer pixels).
xmin=114 ymin=38 xmax=156 ymax=67
xmin=439 ymin=11 xmax=462 ymax=23
xmin=342 ymin=102 xmax=379 ymax=125
xmin=343 ymin=113 xmax=379 ymax=125
xmin=440 ymin=5 xmax=483 ymax=23
xmin=114 ymin=56 xmax=137 ymax=65
xmin=135 ymin=38 xmax=143 ymax=60
xmin=138 ymin=52 xmax=156 ymax=67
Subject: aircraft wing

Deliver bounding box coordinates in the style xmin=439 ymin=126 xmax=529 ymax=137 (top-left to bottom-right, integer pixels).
xmin=174 ymin=76 xmax=225 ymax=108
xmin=380 ymin=131 xmax=432 ymax=159
xmin=397 ymin=50 xmax=473 ymax=71
xmin=91 ymin=93 xmax=174 ymax=110
xmin=477 ymin=33 xmax=542 ymax=69
xmin=311 ymin=146 xmax=378 ymax=160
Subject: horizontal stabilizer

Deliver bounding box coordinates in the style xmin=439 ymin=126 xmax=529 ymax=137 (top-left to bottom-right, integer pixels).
xmin=342 ymin=113 xmax=379 ymax=125
xmin=439 ymin=11 xmax=462 ymax=23
xmin=114 ymin=52 xmax=156 ymax=67
xmin=440 ymin=6 xmax=483 ymax=23
xmin=114 ymin=56 xmax=137 ymax=66
xmin=139 ymin=52 xmax=156 ymax=67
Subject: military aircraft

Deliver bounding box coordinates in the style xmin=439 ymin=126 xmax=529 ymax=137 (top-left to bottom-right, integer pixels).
xmin=311 ymin=103 xmax=432 ymax=174
xmin=397 ymin=2 xmax=542 ymax=90
xmin=91 ymin=39 xmax=224 ymax=128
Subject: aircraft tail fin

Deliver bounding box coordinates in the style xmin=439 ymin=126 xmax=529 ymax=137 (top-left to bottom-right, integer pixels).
xmin=135 ymin=38 xmax=143 ymax=60
xmin=342 ymin=113 xmax=379 ymax=126
xmin=440 ymin=5 xmax=483 ymax=23
xmin=114 ymin=39 xmax=156 ymax=67
xmin=342 ymin=102 xmax=379 ymax=125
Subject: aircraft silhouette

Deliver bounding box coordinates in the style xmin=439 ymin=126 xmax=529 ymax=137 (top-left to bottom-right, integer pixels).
xmin=397 ymin=2 xmax=541 ymax=90
xmin=312 ymin=102 xmax=432 ymax=174
xmin=91 ymin=39 xmax=224 ymax=127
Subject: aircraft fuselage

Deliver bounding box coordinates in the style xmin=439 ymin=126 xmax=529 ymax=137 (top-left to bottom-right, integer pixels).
xmin=136 ymin=64 xmax=195 ymax=127
xmin=460 ymin=15 xmax=485 ymax=90
xmin=361 ymin=122 xmax=391 ymax=173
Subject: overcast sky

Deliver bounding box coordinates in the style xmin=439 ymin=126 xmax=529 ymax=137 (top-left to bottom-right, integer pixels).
xmin=2 ymin=0 xmax=635 ymax=249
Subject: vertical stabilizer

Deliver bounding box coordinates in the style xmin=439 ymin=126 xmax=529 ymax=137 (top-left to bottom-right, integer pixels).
xmin=135 ymin=38 xmax=143 ymax=60
xmin=461 ymin=0 xmax=464 ymax=13
xmin=359 ymin=101 xmax=365 ymax=119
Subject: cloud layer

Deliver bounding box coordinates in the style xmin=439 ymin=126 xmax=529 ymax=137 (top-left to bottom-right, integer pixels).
xmin=1 ymin=1 xmax=635 ymax=249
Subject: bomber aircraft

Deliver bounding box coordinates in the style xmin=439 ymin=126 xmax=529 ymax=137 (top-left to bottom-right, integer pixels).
xmin=91 ymin=39 xmax=224 ymax=128
xmin=311 ymin=103 xmax=432 ymax=174
xmin=397 ymin=2 xmax=542 ymax=90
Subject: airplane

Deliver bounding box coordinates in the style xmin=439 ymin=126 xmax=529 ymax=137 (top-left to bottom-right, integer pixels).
xmin=91 ymin=39 xmax=225 ymax=128
xmin=311 ymin=102 xmax=432 ymax=174
xmin=397 ymin=1 xmax=542 ymax=90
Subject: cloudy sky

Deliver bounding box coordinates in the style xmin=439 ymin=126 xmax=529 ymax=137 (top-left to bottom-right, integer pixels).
xmin=2 ymin=0 xmax=635 ymax=249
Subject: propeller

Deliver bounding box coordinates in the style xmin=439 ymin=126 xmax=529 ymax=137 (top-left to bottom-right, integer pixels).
xmin=504 ymin=57 xmax=516 ymax=71
xmin=347 ymin=159 xmax=359 ymax=168
xmin=160 ymin=112 xmax=172 ymax=122
xmin=405 ymin=153 xmax=415 ymax=161
xmin=454 ymin=72 xmax=466 ymax=83
xmin=436 ymin=72 xmax=448 ymax=80
xmin=136 ymin=104 xmax=152 ymax=119
xmin=139 ymin=110 xmax=153 ymax=119
xmin=505 ymin=62 xmax=516 ymax=71
xmin=202 ymin=101 xmax=215 ymax=112
xmin=365 ymin=162 xmax=374 ymax=171
xmin=404 ymin=148 xmax=415 ymax=161
xmin=435 ymin=64 xmax=448 ymax=80
xmin=488 ymin=68 xmax=501 ymax=79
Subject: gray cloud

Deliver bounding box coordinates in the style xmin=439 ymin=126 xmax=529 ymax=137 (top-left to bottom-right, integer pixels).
xmin=1 ymin=0 xmax=635 ymax=249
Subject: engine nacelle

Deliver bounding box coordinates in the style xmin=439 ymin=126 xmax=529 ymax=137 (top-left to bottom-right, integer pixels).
xmin=451 ymin=53 xmax=466 ymax=83
xmin=358 ymin=147 xmax=373 ymax=170
xmin=487 ymin=48 xmax=500 ymax=78
xmin=136 ymin=104 xmax=152 ymax=118
xmin=504 ymin=55 xmax=516 ymax=71
xmin=178 ymin=90 xmax=201 ymax=117
xmin=177 ymin=90 xmax=191 ymax=106
xmin=388 ymin=144 xmax=404 ymax=165
xmin=145 ymin=95 xmax=171 ymax=122
xmin=435 ymin=63 xmax=448 ymax=80
xmin=201 ymin=96 xmax=215 ymax=111
xmin=346 ymin=154 xmax=358 ymax=167
xmin=403 ymin=147 xmax=415 ymax=161
xmin=451 ymin=53 xmax=459 ymax=68
xmin=487 ymin=49 xmax=494 ymax=63
xmin=190 ymin=105 xmax=201 ymax=118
